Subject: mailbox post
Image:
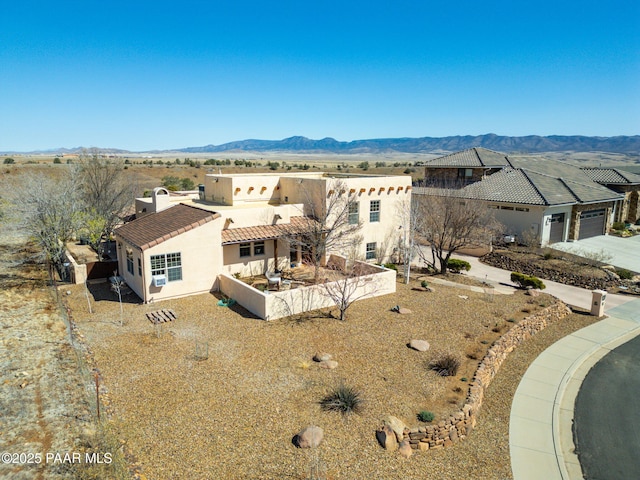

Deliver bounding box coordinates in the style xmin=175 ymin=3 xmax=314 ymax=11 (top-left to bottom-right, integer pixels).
xmin=591 ymin=290 xmax=607 ymax=317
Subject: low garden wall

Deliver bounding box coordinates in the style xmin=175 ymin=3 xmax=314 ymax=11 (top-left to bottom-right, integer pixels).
xmin=379 ymin=301 xmax=572 ymax=451
xmin=219 ymin=262 xmax=397 ymax=321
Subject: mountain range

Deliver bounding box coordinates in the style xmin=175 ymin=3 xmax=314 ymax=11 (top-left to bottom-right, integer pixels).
xmin=174 ymin=134 xmax=640 ymax=154
xmin=10 ymin=134 xmax=640 ymax=155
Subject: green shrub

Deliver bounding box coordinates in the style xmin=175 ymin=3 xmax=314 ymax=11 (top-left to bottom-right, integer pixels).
xmin=421 ymin=280 xmax=429 ymax=288
xmin=616 ymin=269 xmax=634 ymax=280
xmin=383 ymin=263 xmax=397 ymax=271
xmin=417 ymin=410 xmax=435 ymax=422
xmin=53 ymin=157 xmax=61 ymax=164
xmin=3 ymin=157 xmax=15 ymax=164
xmin=320 ymin=384 xmax=363 ymax=415
xmin=510 ymin=272 xmax=546 ymax=290
xmin=429 ymin=353 xmax=461 ymax=377
xmin=612 ymin=221 xmax=626 ymax=231
xmin=447 ymin=258 xmax=471 ymax=273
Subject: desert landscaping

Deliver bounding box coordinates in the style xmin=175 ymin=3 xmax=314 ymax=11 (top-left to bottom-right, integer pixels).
xmin=57 ymin=269 xmax=596 ymax=479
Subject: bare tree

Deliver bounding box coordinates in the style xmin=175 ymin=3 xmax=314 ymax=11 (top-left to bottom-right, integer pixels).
xmin=10 ymin=172 xmax=81 ymax=279
xmin=412 ymin=188 xmax=502 ymax=274
xmin=321 ymin=256 xmax=383 ymax=321
xmin=75 ymin=148 xmax=135 ymax=255
xmin=285 ymin=180 xmax=363 ymax=283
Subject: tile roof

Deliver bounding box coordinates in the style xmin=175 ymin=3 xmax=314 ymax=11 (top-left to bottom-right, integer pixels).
xmin=424 ymin=147 xmax=511 ymax=168
xmin=115 ymin=204 xmax=220 ymax=250
xmin=221 ymin=216 xmax=316 ymax=244
xmin=581 ymin=168 xmax=640 ymax=185
xmin=415 ymin=167 xmax=623 ymax=206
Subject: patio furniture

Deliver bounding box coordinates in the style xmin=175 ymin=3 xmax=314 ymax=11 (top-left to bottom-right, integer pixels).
xmin=265 ymin=271 xmax=281 ymax=290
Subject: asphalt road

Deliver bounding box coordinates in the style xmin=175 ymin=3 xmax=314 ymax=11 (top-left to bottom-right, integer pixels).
xmin=573 ymin=334 xmax=640 ymax=480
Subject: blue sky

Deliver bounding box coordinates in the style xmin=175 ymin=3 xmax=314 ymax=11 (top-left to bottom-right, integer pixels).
xmin=1 ymin=0 xmax=639 ymax=151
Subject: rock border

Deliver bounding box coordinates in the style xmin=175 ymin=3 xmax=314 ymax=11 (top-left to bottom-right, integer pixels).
xmin=378 ymin=301 xmax=572 ymax=451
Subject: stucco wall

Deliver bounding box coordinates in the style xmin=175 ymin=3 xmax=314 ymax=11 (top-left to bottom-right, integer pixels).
xmin=219 ymin=261 xmax=396 ymax=320
xmin=223 ymin=238 xmax=290 ymax=276
xmin=117 ymin=217 xmax=224 ymax=303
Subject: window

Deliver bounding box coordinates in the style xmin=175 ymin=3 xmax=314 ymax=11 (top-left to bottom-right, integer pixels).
xmin=253 ymin=241 xmax=265 ymax=256
xmin=137 ymin=258 xmax=142 ymax=276
xmin=369 ymin=200 xmax=380 ymax=222
xmin=166 ymin=253 xmax=182 ymax=281
xmin=458 ymin=168 xmax=473 ymax=178
xmin=365 ymin=242 xmax=376 ymax=260
xmin=239 ymin=243 xmax=251 ymax=257
xmin=515 ymin=207 xmax=530 ymax=212
xmin=126 ymin=249 xmax=134 ymax=275
xmin=150 ymin=252 xmax=182 ymax=282
xmin=348 ymin=202 xmax=359 ymax=225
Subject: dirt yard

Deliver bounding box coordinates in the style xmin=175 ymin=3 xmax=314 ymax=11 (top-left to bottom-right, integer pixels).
xmin=62 ymin=273 xmax=594 ymax=480
xmin=0 ymin=230 xmax=86 ymax=479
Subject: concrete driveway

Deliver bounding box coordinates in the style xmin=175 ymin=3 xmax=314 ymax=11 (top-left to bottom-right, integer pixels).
xmin=550 ymin=234 xmax=640 ymax=272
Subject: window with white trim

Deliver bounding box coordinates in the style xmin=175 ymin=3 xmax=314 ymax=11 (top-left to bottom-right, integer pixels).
xmin=365 ymin=242 xmax=376 ymax=260
xmin=348 ymin=202 xmax=359 ymax=225
xmin=150 ymin=252 xmax=182 ymax=282
xmin=370 ymin=200 xmax=380 ymax=222
xmin=126 ymin=248 xmax=134 ymax=275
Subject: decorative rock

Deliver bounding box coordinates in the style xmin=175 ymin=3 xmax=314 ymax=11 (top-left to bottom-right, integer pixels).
xmin=294 ymin=425 xmax=323 ymax=448
xmin=376 ymin=425 xmax=398 ymax=451
xmin=398 ymin=440 xmax=413 ymax=458
xmin=525 ymin=288 xmax=540 ymax=297
xmin=383 ymin=416 xmax=407 ymax=442
xmin=398 ymin=308 xmax=412 ymax=315
xmin=313 ymin=352 xmax=332 ymax=362
xmin=319 ymin=360 xmax=338 ymax=369
xmin=418 ymin=441 xmax=430 ymax=451
xmin=408 ymin=339 xmax=430 ymax=352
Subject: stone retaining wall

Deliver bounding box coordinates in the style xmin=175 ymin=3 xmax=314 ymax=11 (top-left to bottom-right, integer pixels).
xmin=379 ymin=301 xmax=572 ymax=452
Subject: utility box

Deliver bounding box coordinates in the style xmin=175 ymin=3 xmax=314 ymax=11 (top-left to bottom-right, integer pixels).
xmin=591 ymin=290 xmax=607 ymax=317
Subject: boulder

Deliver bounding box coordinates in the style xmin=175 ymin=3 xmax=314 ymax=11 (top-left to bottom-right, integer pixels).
xmin=313 ymin=352 xmax=332 ymax=362
xmin=383 ymin=415 xmax=407 ymax=442
xmin=398 ymin=440 xmax=413 ymax=458
xmin=294 ymin=425 xmax=324 ymax=448
xmin=408 ymin=339 xmax=430 ymax=352
xmin=376 ymin=425 xmax=398 ymax=451
xmin=319 ymin=360 xmax=338 ymax=369
xmin=398 ymin=308 xmax=412 ymax=315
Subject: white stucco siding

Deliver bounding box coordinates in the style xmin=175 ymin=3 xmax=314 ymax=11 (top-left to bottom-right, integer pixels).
xmin=489 ymin=205 xmax=545 ymax=239
xmin=540 ymin=206 xmax=573 ymax=245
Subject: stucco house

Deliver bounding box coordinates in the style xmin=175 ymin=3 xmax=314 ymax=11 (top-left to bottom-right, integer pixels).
xmin=417 ymin=148 xmax=640 ymax=246
xmin=113 ymin=172 xmax=411 ymax=318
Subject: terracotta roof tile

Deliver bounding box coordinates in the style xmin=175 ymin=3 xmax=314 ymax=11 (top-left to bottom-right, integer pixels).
xmin=221 ymin=216 xmax=315 ymax=244
xmin=115 ymin=204 xmax=220 ymax=250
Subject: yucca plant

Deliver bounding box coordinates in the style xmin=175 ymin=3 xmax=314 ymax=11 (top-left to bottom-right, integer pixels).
xmin=320 ymin=383 xmax=363 ymax=415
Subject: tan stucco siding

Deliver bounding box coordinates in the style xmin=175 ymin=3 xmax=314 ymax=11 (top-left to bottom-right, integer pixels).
xmin=140 ymin=217 xmax=223 ymax=302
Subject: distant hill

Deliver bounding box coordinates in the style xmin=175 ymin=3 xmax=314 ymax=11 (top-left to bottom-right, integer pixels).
xmin=6 ymin=134 xmax=640 ymax=155
xmin=179 ymin=134 xmax=640 ymax=154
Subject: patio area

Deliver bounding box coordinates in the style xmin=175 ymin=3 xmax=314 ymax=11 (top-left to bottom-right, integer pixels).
xmin=219 ymin=257 xmax=397 ymax=320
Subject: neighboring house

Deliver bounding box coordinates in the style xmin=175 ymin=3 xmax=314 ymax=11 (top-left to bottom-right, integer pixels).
xmin=417 ymin=148 xmax=639 ymax=246
xmin=114 ymin=172 xmax=411 ymax=316
xmin=580 ymin=168 xmax=640 ymax=224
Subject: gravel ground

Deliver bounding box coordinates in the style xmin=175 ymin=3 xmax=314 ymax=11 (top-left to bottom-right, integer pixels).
xmin=64 ymin=274 xmax=597 ymax=480
xmin=0 ymin=229 xmax=92 ymax=480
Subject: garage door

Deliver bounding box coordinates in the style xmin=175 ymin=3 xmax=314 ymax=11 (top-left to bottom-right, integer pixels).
xmin=579 ymin=209 xmax=606 ymax=239
xmin=549 ymin=213 xmax=565 ymax=243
